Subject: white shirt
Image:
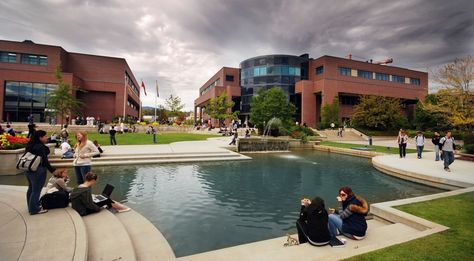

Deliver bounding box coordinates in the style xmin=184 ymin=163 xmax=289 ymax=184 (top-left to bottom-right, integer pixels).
xmin=415 ymin=135 xmax=424 ymax=146
xmin=61 ymin=142 xmax=72 ymax=154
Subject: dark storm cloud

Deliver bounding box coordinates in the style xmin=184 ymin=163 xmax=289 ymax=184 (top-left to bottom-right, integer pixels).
xmin=0 ymin=0 xmax=473 ymax=109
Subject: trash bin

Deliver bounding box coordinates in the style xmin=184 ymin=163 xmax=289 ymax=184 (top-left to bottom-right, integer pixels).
xmin=369 ymin=136 xmax=373 ymax=146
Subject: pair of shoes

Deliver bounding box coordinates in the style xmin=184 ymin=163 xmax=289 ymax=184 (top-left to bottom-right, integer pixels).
xmin=444 ymin=168 xmax=451 ymax=172
xmin=32 ymin=208 xmax=48 ymax=215
xmin=117 ymin=207 xmax=131 ymax=213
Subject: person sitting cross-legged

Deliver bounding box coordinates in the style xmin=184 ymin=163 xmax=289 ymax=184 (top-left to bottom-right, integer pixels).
xmin=70 ymin=172 xmax=130 ymax=216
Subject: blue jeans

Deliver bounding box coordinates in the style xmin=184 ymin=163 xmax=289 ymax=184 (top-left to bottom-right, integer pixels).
xmin=443 ymin=151 xmax=455 ymax=169
xmin=25 ymin=166 xmax=47 ymax=214
xmin=416 ymin=146 xmax=424 ymax=158
xmin=74 ymin=165 xmax=91 ymax=184
xmin=434 ymin=146 xmax=440 ymax=161
xmin=62 ymin=151 xmax=74 ymax=158
xmin=328 ymin=214 xmax=353 ymax=238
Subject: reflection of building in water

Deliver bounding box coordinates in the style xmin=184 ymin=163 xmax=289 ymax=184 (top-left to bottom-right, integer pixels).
xmin=91 ymin=166 xmax=139 ymax=203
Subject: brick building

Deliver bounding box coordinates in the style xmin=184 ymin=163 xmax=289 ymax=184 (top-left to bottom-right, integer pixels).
xmin=0 ymin=39 xmax=140 ymax=123
xmin=195 ymin=54 xmax=428 ymax=128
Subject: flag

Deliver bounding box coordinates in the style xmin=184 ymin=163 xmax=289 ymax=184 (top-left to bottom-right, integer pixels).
xmin=141 ymin=80 xmax=147 ymax=96
xmin=156 ymin=80 xmax=159 ymax=97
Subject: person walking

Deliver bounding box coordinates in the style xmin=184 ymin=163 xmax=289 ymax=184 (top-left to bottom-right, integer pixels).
xmin=73 ymin=131 xmax=100 ymax=184
xmin=296 ymin=196 xmax=331 ymax=246
xmin=328 ymin=186 xmax=369 ymax=240
xmin=229 ymin=131 xmax=238 ymax=145
xmin=431 ymin=132 xmax=441 ymax=161
xmin=415 ymin=131 xmax=425 ymax=159
xmin=23 ymin=130 xmax=58 ymax=215
xmin=109 ymin=125 xmax=117 ymax=145
xmin=439 ymin=131 xmax=456 ymax=172
xmin=397 ymin=130 xmax=408 ymax=158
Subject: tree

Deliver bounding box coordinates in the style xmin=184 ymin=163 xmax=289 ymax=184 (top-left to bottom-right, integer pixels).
xmin=249 ymin=87 xmax=296 ymax=132
xmin=431 ymin=55 xmax=474 ymax=130
xmin=143 ymin=105 xmax=168 ymax=123
xmin=319 ymin=96 xmax=340 ymax=129
xmin=205 ymin=92 xmax=239 ymax=126
xmin=165 ymin=94 xmax=184 ymax=118
xmin=351 ymin=95 xmax=403 ymax=130
xmin=47 ymin=65 xmax=84 ymax=126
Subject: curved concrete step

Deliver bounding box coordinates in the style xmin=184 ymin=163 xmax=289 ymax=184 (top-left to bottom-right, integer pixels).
xmin=0 ymin=187 xmax=87 ymax=261
xmin=50 ymin=155 xmax=250 ymax=168
xmin=82 ymin=209 xmax=137 ymax=261
xmin=49 ymin=152 xmax=242 ymax=163
xmin=116 ymin=210 xmax=176 ymax=261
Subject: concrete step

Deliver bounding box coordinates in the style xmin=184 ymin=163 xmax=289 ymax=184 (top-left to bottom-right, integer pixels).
xmin=49 ymin=152 xmax=240 ymax=162
xmin=0 ymin=188 xmax=87 ymax=261
xmin=116 ymin=210 xmax=176 ymax=261
xmin=178 ymin=220 xmax=418 ymax=261
xmin=82 ymin=209 xmax=137 ymax=261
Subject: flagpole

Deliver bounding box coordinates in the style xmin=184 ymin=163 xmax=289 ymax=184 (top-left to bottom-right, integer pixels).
xmin=154 ymin=80 xmax=158 ymax=122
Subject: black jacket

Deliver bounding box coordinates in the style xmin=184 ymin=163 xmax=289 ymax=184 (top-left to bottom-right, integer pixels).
xmin=341 ymin=195 xmax=368 ymax=237
xmin=70 ymin=186 xmax=101 ymax=216
xmin=298 ymin=198 xmax=331 ymax=243
xmin=26 ymin=143 xmax=56 ymax=173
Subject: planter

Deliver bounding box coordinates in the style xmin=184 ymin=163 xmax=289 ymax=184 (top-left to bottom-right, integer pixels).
xmin=46 ymin=143 xmax=56 ymax=156
xmin=0 ymin=148 xmax=26 ymax=175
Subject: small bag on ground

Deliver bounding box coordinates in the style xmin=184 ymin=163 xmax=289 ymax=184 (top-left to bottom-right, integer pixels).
xmin=40 ymin=190 xmax=69 ymax=209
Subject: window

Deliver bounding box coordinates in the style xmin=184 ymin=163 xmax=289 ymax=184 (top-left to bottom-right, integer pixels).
xmin=392 ymin=75 xmax=405 ymax=83
xmin=225 ymin=75 xmax=234 ymax=82
xmin=339 ymin=96 xmax=359 ymax=105
xmin=358 ymin=70 xmax=372 ymax=79
xmin=0 ymin=51 xmax=17 ymax=63
xmin=338 ymin=67 xmax=351 ymax=76
xmin=315 ymin=66 xmax=324 ymax=75
xmin=410 ymin=78 xmax=420 ymax=85
xmin=375 ymin=73 xmax=389 ymax=81
xmin=21 ymin=54 xmax=48 ymax=65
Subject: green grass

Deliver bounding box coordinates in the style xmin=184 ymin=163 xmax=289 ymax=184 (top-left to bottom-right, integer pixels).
xmin=320 ymin=141 xmax=417 ymax=154
xmin=75 ymin=133 xmax=219 ymax=145
xmin=344 ymin=192 xmax=474 ymax=261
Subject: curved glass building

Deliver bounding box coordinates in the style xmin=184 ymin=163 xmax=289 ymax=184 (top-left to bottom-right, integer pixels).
xmin=239 ymin=54 xmax=309 ymax=119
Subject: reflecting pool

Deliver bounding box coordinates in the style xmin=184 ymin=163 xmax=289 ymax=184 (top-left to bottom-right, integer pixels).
xmin=0 ymin=151 xmax=444 ymax=257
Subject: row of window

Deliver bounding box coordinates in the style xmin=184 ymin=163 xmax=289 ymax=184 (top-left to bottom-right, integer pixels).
xmin=242 ymin=75 xmax=300 ymax=85
xmin=0 ymin=51 xmax=48 ymax=65
xmin=225 ymin=75 xmax=234 ymax=82
xmin=125 ymin=72 xmax=140 ymax=95
xmin=200 ymin=78 xmax=220 ymax=96
xmin=336 ymin=67 xmax=421 ymax=85
xmin=241 ymin=65 xmax=301 ymax=79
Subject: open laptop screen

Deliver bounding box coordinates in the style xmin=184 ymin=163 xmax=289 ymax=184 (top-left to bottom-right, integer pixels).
xmin=101 ymin=184 xmax=114 ymax=197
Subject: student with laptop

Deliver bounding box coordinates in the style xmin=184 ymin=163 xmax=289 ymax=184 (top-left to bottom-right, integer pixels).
xmin=70 ymin=172 xmax=130 ymax=216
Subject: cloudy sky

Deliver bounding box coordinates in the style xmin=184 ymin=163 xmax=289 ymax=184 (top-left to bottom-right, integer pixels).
xmin=1 ymin=0 xmax=473 ymax=110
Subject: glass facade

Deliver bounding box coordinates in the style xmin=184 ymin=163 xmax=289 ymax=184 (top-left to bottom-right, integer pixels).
xmin=239 ymin=54 xmax=308 ymax=115
xmin=3 ymin=81 xmax=57 ymax=122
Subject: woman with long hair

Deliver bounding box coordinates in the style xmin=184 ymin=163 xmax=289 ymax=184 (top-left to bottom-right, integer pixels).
xmin=328 ymin=186 xmax=369 ymax=240
xmin=73 ymin=131 xmax=99 ymax=184
xmin=24 ymin=130 xmax=57 ymax=215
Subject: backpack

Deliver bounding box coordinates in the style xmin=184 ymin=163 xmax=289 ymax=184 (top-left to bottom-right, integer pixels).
xmin=16 ymin=152 xmax=42 ymax=172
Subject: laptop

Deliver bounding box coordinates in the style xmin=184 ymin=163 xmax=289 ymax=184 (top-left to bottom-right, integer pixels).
xmin=92 ymin=184 xmax=114 ymax=203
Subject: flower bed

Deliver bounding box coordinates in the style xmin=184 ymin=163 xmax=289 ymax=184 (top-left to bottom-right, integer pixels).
xmin=0 ymin=134 xmax=30 ymax=150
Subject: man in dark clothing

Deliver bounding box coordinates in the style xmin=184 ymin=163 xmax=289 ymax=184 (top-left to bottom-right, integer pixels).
xmin=109 ymin=126 xmax=117 ymax=145
xmin=432 ymin=132 xmax=441 ymax=161
xmin=296 ymin=197 xmax=331 ymax=246
xmin=229 ymin=131 xmax=238 ymax=145
xmin=27 ymin=123 xmax=36 ymax=139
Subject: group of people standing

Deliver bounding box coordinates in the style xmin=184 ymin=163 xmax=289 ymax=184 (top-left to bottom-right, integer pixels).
xmin=296 ymin=186 xmax=368 ymax=246
xmin=23 ymin=130 xmax=128 ymax=216
xmin=397 ymin=130 xmax=456 ymax=172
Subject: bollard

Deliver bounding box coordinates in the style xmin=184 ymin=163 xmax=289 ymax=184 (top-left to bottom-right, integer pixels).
xmin=369 ymin=136 xmax=373 ymax=146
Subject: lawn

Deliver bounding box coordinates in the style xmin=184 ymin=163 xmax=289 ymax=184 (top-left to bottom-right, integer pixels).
xmin=77 ymin=132 xmax=219 ymax=145
xmin=320 ymin=141 xmax=418 ymax=154
xmin=344 ymin=192 xmax=474 ymax=261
